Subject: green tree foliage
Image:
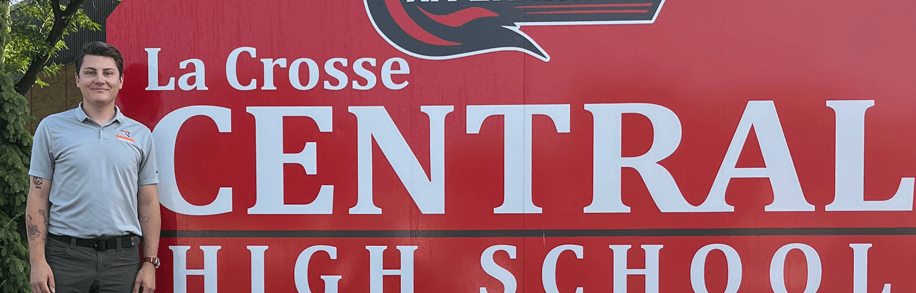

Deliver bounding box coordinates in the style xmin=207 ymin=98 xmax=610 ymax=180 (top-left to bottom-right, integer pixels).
xmin=0 ymin=1 xmax=34 ymax=291
xmin=11 ymin=0 xmax=98 ymax=95
xmin=1 ymin=0 xmax=98 ymax=291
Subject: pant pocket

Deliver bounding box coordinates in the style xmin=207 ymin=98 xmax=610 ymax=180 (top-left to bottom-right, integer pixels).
xmin=45 ymin=237 xmax=70 ymax=256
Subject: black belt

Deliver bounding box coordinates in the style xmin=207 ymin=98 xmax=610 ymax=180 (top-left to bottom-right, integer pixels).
xmin=49 ymin=234 xmax=141 ymax=251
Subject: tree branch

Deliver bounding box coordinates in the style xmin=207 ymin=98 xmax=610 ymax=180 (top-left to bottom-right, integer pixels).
xmin=14 ymin=0 xmax=86 ymax=96
xmin=51 ymin=0 xmax=62 ymax=19
xmin=63 ymin=0 xmax=82 ymax=15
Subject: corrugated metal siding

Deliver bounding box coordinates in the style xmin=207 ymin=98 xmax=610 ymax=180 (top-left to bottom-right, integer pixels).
xmin=50 ymin=0 xmax=120 ymax=65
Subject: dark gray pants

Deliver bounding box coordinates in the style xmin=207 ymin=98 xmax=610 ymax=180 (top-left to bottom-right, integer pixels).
xmin=46 ymin=236 xmax=141 ymax=293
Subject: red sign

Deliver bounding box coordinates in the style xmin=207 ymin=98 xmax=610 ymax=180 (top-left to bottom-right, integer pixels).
xmin=108 ymin=0 xmax=916 ymax=292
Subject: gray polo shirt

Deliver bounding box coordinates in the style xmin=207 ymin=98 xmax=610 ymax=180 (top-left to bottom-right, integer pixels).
xmin=29 ymin=104 xmax=158 ymax=238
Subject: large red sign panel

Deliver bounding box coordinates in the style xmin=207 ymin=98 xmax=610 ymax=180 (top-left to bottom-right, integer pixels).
xmin=108 ymin=0 xmax=916 ymax=292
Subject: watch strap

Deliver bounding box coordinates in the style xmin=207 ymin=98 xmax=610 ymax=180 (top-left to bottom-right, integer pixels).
xmin=144 ymin=256 xmax=160 ymax=269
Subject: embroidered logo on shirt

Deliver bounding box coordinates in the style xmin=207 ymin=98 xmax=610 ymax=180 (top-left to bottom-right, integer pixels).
xmin=117 ymin=129 xmax=134 ymax=142
xmin=116 ymin=134 xmax=135 ymax=143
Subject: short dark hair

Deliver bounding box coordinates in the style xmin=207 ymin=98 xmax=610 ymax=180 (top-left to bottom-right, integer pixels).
xmin=75 ymin=41 xmax=124 ymax=76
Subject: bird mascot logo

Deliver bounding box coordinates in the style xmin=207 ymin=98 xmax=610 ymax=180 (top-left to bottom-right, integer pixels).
xmin=364 ymin=0 xmax=665 ymax=61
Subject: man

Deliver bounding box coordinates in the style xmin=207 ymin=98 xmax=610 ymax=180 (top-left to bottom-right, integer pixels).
xmin=26 ymin=41 xmax=160 ymax=293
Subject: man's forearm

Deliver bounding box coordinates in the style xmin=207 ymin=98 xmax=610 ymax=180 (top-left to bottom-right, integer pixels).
xmin=25 ymin=203 xmax=49 ymax=261
xmin=138 ymin=184 xmax=161 ymax=258
xmin=26 ymin=176 xmax=51 ymax=262
xmin=139 ymin=211 xmax=160 ymax=257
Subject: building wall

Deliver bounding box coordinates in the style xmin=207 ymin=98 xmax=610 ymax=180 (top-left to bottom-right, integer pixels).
xmin=25 ymin=63 xmax=82 ymax=132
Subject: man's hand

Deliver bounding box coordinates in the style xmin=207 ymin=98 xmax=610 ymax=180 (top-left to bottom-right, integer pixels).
xmin=30 ymin=260 xmax=55 ymax=293
xmin=133 ymin=263 xmax=156 ymax=293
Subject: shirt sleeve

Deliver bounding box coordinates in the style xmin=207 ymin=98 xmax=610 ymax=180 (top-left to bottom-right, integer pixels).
xmin=28 ymin=120 xmax=54 ymax=180
xmin=138 ymin=129 xmax=159 ymax=185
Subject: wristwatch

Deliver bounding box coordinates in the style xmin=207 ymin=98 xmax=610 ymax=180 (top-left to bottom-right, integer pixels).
xmin=144 ymin=256 xmax=160 ymax=269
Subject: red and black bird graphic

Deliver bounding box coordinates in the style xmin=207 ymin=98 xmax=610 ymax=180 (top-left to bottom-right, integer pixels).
xmin=364 ymin=0 xmax=665 ymax=61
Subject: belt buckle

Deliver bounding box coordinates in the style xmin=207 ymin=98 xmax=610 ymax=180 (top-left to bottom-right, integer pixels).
xmin=95 ymin=240 xmax=108 ymax=251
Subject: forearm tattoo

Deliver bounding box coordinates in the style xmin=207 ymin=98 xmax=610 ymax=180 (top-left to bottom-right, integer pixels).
xmin=31 ymin=176 xmax=43 ymax=189
xmin=27 ymin=209 xmax=47 ymax=241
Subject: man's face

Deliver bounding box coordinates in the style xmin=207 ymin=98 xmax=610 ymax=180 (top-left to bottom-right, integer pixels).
xmin=76 ymin=55 xmax=123 ymax=107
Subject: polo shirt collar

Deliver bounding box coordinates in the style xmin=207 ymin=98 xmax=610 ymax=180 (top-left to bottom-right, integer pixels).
xmin=74 ymin=102 xmax=124 ymax=124
xmin=113 ymin=106 xmax=125 ymax=123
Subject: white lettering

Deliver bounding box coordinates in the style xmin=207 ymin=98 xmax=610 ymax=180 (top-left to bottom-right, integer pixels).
xmin=324 ymin=58 xmax=348 ymax=90
xmin=381 ymin=57 xmax=409 ymax=90
xmin=585 ymin=103 xmax=705 ymax=213
xmin=349 ymin=106 xmax=453 ymax=214
xmin=769 ymin=243 xmax=821 ymax=293
xmin=178 ymin=59 xmax=207 ymax=90
xmin=248 ymin=246 xmax=268 ymax=293
xmin=226 ymin=47 xmax=257 ymax=90
xmin=353 ymin=58 xmax=378 ymax=90
xmin=170 ymin=246 xmax=221 ymax=293
xmin=367 ymin=246 xmax=418 ymax=293
xmin=704 ymin=101 xmax=811 ymax=212
xmin=295 ymin=245 xmax=341 ymax=293
xmin=690 ymin=244 xmax=742 ymax=293
xmin=850 ymin=243 xmax=892 ymax=293
xmin=289 ymin=58 xmax=320 ymax=90
xmin=260 ymin=58 xmax=287 ymax=90
xmin=154 ymin=106 xmax=233 ymax=215
xmin=247 ymin=107 xmax=334 ymax=214
xmin=542 ymin=245 xmax=584 ymax=293
xmin=826 ymin=100 xmax=914 ymax=211
xmin=467 ymin=104 xmax=570 ymax=214
xmin=480 ymin=245 xmax=517 ymax=293
xmin=609 ymin=245 xmax=662 ymax=293
xmin=145 ymin=48 xmax=175 ymax=90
